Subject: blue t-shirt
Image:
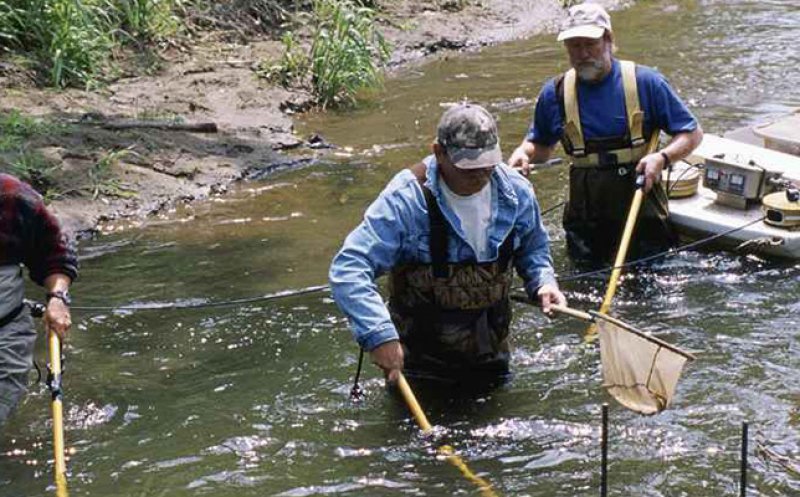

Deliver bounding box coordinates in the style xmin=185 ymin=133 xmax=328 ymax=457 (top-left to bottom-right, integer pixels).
xmin=526 ymin=59 xmax=698 ymax=147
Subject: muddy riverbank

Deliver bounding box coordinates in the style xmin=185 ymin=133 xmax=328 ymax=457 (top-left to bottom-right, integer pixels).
xmin=0 ymin=0 xmax=628 ymax=238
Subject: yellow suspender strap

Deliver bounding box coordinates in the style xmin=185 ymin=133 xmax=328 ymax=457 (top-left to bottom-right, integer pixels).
xmin=620 ymin=60 xmax=645 ymax=146
xmin=563 ymin=68 xmax=586 ymax=156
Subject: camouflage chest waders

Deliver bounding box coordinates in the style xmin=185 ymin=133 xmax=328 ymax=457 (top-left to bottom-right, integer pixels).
xmin=558 ymin=61 xmax=674 ymax=263
xmin=388 ymin=163 xmax=514 ymax=378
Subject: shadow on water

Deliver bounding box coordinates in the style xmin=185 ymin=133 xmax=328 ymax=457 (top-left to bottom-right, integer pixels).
xmin=3 ymin=1 xmax=800 ymax=496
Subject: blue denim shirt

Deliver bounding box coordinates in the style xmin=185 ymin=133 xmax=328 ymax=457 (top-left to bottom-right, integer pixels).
xmin=329 ymin=156 xmax=557 ymax=351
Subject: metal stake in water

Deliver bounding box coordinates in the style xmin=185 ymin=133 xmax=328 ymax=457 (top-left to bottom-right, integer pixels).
xmin=601 ymin=403 xmax=608 ymax=497
xmin=740 ymin=421 xmax=748 ymax=497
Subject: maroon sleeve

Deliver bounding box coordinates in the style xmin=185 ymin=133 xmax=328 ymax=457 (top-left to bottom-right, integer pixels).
xmin=16 ymin=180 xmax=79 ymax=286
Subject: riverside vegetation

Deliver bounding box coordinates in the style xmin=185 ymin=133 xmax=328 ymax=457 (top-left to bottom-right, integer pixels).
xmin=0 ymin=0 xmax=579 ymax=235
xmin=0 ymin=0 xmax=390 ymax=200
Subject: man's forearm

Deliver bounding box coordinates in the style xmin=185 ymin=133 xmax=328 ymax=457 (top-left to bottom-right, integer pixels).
xmin=42 ymin=272 xmax=72 ymax=338
xmin=44 ymin=273 xmax=71 ymax=294
xmin=531 ymin=142 xmax=556 ymax=164
xmin=517 ymin=140 xmax=555 ymax=164
xmin=662 ymin=126 xmax=704 ymax=164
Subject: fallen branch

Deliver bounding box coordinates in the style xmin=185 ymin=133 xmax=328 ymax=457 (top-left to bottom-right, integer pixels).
xmin=99 ymin=120 xmax=218 ymax=133
xmin=76 ymin=119 xmax=218 ymax=133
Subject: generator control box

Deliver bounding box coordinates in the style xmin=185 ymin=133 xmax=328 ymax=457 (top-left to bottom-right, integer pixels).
xmin=703 ymin=153 xmax=783 ymax=209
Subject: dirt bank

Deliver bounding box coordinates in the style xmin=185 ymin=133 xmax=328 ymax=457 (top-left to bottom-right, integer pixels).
xmin=0 ymin=0 xmax=629 ymax=238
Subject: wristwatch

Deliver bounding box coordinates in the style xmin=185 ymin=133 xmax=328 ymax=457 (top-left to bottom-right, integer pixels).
xmin=659 ymin=151 xmax=672 ymax=171
xmin=46 ymin=290 xmax=72 ymax=306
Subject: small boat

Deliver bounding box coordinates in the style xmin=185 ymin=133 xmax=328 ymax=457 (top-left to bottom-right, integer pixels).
xmin=666 ymin=112 xmax=800 ymax=259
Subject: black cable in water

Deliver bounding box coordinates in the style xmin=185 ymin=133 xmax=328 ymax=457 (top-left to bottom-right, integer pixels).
xmin=350 ymin=348 xmax=365 ymax=403
xmin=71 ymin=284 xmax=330 ymax=312
xmin=67 ymin=214 xmax=766 ymax=314
xmin=555 ymin=216 xmax=767 ymax=283
xmin=541 ymin=201 xmax=565 ymax=217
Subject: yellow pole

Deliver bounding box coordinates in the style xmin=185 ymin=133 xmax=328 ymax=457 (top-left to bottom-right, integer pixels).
xmin=48 ymin=332 xmax=69 ymax=497
xmin=588 ymin=134 xmax=660 ymax=337
xmin=597 ymin=188 xmax=644 ymax=317
xmin=396 ymin=373 xmax=499 ymax=496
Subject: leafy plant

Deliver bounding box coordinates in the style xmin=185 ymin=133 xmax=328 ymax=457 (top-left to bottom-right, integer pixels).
xmin=309 ymin=0 xmax=390 ymax=107
xmin=6 ymin=149 xmax=60 ymax=196
xmin=86 ymin=148 xmax=137 ymax=199
xmin=106 ymin=0 xmax=182 ymax=44
xmin=260 ymin=31 xmax=310 ymax=87
xmin=0 ymin=110 xmax=62 ymax=151
xmin=0 ymin=0 xmax=185 ymax=88
xmin=263 ymin=0 xmax=389 ymax=108
xmin=0 ymin=0 xmax=113 ymax=88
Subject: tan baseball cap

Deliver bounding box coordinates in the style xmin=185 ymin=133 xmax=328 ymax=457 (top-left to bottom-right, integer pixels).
xmin=557 ymin=3 xmax=612 ymax=42
xmin=437 ymin=103 xmax=502 ymax=170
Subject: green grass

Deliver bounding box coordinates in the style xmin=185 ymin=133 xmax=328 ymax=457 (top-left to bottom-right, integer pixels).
xmin=107 ymin=0 xmax=182 ymax=45
xmin=0 ymin=0 xmax=184 ymax=88
xmin=0 ymin=0 xmax=390 ymax=92
xmin=85 ymin=147 xmax=137 ymax=199
xmin=7 ymin=149 xmax=60 ymax=198
xmin=0 ymin=111 xmax=64 ymax=197
xmin=0 ymin=0 xmax=113 ymax=88
xmin=0 ymin=110 xmax=61 ymax=151
xmin=262 ymin=0 xmax=390 ymax=108
xmin=0 ymin=111 xmax=139 ymax=200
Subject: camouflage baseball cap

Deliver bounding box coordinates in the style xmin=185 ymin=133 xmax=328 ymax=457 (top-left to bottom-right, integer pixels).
xmin=437 ymin=103 xmax=502 ymax=169
xmin=557 ymin=3 xmax=612 ymax=42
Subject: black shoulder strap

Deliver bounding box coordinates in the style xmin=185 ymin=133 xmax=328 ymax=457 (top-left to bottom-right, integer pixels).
xmin=409 ymin=163 xmax=448 ymax=278
xmin=498 ymin=230 xmax=515 ymax=272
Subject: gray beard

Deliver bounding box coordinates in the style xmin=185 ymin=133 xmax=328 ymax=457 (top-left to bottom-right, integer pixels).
xmin=576 ymin=60 xmax=605 ymax=82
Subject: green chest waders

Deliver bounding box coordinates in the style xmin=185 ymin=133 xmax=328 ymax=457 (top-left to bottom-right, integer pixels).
xmin=558 ymin=61 xmax=674 ymax=264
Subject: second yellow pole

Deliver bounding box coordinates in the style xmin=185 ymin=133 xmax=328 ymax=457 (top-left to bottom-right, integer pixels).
xmin=396 ymin=372 xmax=499 ymax=496
xmin=49 ymin=332 xmax=70 ymax=497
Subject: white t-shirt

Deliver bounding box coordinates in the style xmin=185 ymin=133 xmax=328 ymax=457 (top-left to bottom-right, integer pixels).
xmin=439 ymin=179 xmax=492 ymax=261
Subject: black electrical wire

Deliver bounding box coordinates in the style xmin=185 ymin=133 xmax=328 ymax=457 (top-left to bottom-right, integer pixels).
xmin=71 ymin=284 xmax=330 ymax=312
xmin=68 ymin=212 xmax=767 ymax=313
xmin=555 ymin=215 xmax=767 ymax=282
xmin=350 ymin=348 xmax=365 ymax=402
xmin=541 ymin=201 xmax=565 ymax=216
xmin=667 ymin=162 xmax=703 ymax=196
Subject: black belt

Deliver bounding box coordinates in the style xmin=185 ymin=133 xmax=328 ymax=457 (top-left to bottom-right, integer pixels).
xmin=0 ymin=303 xmax=25 ymax=328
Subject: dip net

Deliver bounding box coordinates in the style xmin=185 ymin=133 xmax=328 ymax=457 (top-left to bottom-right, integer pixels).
xmin=594 ymin=313 xmax=695 ymax=415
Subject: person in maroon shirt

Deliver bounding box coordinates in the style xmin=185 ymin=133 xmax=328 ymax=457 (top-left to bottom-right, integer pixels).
xmin=0 ymin=173 xmax=78 ymax=426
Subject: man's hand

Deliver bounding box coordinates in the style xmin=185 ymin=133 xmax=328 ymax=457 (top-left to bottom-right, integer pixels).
xmin=44 ymin=299 xmax=71 ymax=340
xmin=537 ymin=283 xmax=567 ymax=316
xmin=43 ymin=274 xmax=72 ymax=340
xmin=635 ymin=152 xmax=667 ymax=193
xmin=508 ymin=146 xmax=532 ymax=177
xmin=369 ymin=340 xmax=404 ymax=384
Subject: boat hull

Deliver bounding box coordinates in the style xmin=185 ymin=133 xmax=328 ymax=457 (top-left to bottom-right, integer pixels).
xmin=667 ymin=133 xmax=800 ymax=259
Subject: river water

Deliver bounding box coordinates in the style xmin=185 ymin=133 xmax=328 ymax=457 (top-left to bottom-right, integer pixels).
xmin=2 ymin=1 xmax=799 ymax=496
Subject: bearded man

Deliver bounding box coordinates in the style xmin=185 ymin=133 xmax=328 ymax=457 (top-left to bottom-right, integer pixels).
xmin=508 ymin=2 xmax=703 ymax=264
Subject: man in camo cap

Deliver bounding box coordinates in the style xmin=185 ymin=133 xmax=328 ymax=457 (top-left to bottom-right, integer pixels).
xmin=331 ymin=103 xmax=565 ymax=386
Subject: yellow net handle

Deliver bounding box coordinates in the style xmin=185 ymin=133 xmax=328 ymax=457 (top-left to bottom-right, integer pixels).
xmin=396 ymin=373 xmax=498 ymax=496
